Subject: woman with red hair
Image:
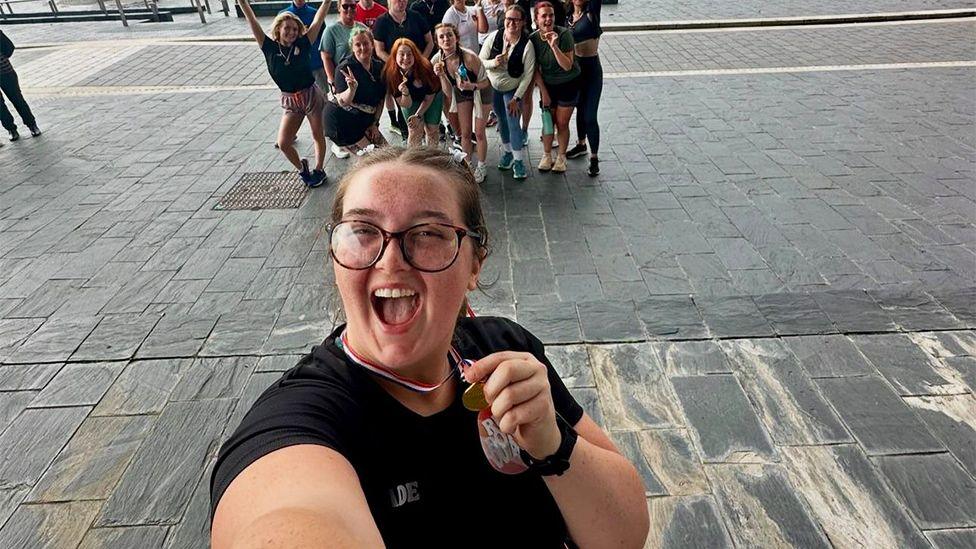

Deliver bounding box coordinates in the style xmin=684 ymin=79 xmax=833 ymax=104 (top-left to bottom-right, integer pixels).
xmin=384 ymin=38 xmax=444 ymax=147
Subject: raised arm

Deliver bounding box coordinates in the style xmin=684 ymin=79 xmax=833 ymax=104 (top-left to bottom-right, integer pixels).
xmin=212 ymin=445 xmax=384 ymax=549
xmin=475 ymin=4 xmax=488 ymax=33
xmin=238 ymin=0 xmax=266 ymax=47
xmin=422 ymin=31 xmax=434 ymax=58
xmin=305 ymin=0 xmax=331 ymax=40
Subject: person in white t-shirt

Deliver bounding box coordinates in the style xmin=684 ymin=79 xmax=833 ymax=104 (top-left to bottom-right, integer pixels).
xmin=441 ymin=0 xmax=480 ymax=53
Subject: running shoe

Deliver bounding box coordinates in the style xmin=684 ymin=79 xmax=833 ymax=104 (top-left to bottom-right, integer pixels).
xmin=588 ymin=157 xmax=600 ymax=177
xmin=8 ymin=129 xmax=19 ymax=142
xmin=566 ymin=143 xmax=587 ymax=159
xmin=512 ymin=160 xmax=527 ymax=180
xmin=332 ymin=144 xmax=350 ymax=159
xmin=28 ymin=125 xmax=41 ymax=137
xmin=299 ymin=159 xmax=314 ymax=184
xmin=537 ymin=154 xmax=553 ymax=172
xmin=486 ymin=111 xmax=498 ymax=128
xmin=552 ymin=155 xmax=567 ymax=173
xmin=497 ymin=151 xmax=514 ymax=170
xmin=309 ymin=169 xmax=327 ymax=188
xmin=474 ymin=163 xmax=487 ymax=184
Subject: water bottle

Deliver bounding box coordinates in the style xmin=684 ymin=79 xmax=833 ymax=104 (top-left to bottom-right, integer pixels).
xmin=458 ymin=63 xmax=469 ymax=83
xmin=541 ymin=105 xmax=554 ymax=136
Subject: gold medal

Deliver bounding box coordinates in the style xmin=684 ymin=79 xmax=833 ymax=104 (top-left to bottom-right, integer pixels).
xmin=462 ymin=382 xmax=489 ymax=411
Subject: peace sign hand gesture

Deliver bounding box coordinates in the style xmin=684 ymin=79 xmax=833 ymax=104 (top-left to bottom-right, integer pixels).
xmin=342 ymin=66 xmax=358 ymax=89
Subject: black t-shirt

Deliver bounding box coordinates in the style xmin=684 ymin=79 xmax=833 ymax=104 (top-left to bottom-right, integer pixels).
xmin=211 ymin=317 xmax=584 ymax=548
xmin=394 ymin=74 xmax=437 ymax=105
xmin=409 ymin=0 xmax=449 ymax=29
xmin=260 ymin=34 xmax=316 ymax=93
xmin=334 ymin=56 xmax=387 ymax=108
xmin=373 ymin=9 xmax=431 ymax=53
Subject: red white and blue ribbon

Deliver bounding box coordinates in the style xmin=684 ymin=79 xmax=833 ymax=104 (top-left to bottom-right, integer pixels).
xmin=337 ymin=330 xmax=469 ymax=393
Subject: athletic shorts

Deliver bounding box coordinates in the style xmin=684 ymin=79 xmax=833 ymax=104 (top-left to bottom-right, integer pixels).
xmin=280 ymin=86 xmax=321 ymax=115
xmin=544 ymin=77 xmax=580 ymax=108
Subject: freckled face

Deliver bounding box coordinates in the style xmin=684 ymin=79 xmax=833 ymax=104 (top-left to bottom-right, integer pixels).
xmin=334 ymin=162 xmax=482 ymax=379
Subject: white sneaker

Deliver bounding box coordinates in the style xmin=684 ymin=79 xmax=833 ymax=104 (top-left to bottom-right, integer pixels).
xmin=332 ymin=144 xmax=350 ymax=159
xmin=538 ymin=154 xmax=553 ymax=172
xmin=356 ymin=144 xmax=376 ymax=157
xmin=474 ymin=163 xmax=487 ymax=184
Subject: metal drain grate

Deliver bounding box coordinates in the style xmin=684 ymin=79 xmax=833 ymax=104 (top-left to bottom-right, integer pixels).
xmin=215 ymin=172 xmax=308 ymax=210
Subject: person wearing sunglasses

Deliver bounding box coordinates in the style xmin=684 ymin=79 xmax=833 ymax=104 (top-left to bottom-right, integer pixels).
xmin=210 ymin=146 xmax=649 ymax=548
xmin=322 ymin=0 xmax=369 ymax=159
xmin=480 ymin=4 xmax=534 ymax=179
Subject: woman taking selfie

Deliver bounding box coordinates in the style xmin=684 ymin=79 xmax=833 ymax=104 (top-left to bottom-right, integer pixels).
xmin=210 ymin=146 xmax=649 ymax=548
xmin=323 ymin=27 xmax=390 ymax=156
xmin=384 ymin=38 xmax=444 ymax=147
xmin=239 ymin=0 xmax=329 ymax=187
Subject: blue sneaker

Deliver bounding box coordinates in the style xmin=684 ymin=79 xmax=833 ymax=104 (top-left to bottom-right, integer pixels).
xmin=497 ymin=151 xmax=514 ymax=170
xmin=298 ymin=159 xmax=314 ymax=186
xmin=309 ymin=168 xmax=327 ymax=188
xmin=512 ymin=159 xmax=527 ymax=180
xmin=521 ymin=131 xmax=528 ymax=148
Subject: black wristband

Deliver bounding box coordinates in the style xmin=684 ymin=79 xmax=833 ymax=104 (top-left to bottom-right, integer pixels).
xmin=519 ymin=414 xmax=577 ymax=477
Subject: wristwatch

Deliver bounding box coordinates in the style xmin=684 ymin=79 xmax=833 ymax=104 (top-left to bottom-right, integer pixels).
xmin=520 ymin=415 xmax=577 ymax=476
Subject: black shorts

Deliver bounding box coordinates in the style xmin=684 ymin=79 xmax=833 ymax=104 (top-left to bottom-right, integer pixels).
xmin=323 ymin=101 xmax=376 ymax=146
xmin=545 ymin=77 xmax=580 ymax=108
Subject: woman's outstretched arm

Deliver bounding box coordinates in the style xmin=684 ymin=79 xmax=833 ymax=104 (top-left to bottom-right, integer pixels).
xmin=238 ymin=0 xmax=266 ymax=47
xmin=305 ymin=0 xmax=331 ymax=41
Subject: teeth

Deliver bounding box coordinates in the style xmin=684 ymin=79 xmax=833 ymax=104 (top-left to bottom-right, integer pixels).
xmin=373 ymin=288 xmax=417 ymax=298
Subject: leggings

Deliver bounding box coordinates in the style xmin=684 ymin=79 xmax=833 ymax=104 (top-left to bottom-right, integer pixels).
xmin=491 ymin=87 xmax=524 ymax=152
xmin=576 ymin=55 xmax=602 ymax=155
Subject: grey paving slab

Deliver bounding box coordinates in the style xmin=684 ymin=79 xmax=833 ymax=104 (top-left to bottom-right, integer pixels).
xmin=782 ymin=445 xmax=933 ymax=548
xmin=199 ymin=312 xmax=276 ymax=356
xmin=943 ymin=356 xmax=976 ymax=392
xmin=695 ymin=296 xmax=774 ymax=338
xmin=0 ymin=320 xmax=57 ymax=361
xmin=637 ymin=296 xmax=709 ymax=340
xmin=28 ymin=361 xmax=124 ymax=408
xmin=515 ymin=301 xmax=581 ymax=344
xmin=707 ymin=463 xmax=830 ymax=548
xmin=262 ymin=314 xmax=330 ymax=355
xmin=136 ymin=315 xmax=218 ymax=359
xmin=929 ymin=287 xmax=976 ymax=327
xmin=78 ymin=526 xmax=169 ymax=549
xmin=723 ymin=339 xmax=851 ymax=445
xmin=0 ymin=391 xmax=35 ymax=438
xmin=5 ymin=316 xmax=101 ymax=364
xmin=578 ymin=300 xmax=645 ymax=342
xmin=645 ymin=495 xmax=733 ymax=549
xmin=782 ymin=334 xmax=875 ymax=378
xmin=903 ymin=394 xmax=976 ymax=480
xmin=853 ymin=333 xmax=967 ymax=395
xmin=28 ymin=415 xmax=155 ymax=502
xmin=752 ymin=293 xmax=835 ymax=335
xmin=0 ymin=406 xmax=90 ymax=488
xmin=589 ymin=343 xmax=683 ymax=430
xmin=654 ymin=340 xmax=731 ymax=376
xmin=874 ymin=453 xmax=976 ymax=529
xmin=254 ymin=354 xmax=303 ymax=373
xmin=671 ymin=375 xmax=776 ymax=463
xmin=163 ymin=465 xmax=213 ymax=549
xmin=817 ymin=375 xmax=944 ymax=455
xmin=0 ymin=488 xmax=29 ymax=536
xmin=0 ymin=363 xmax=62 ymax=391
xmin=811 ymin=290 xmax=896 ymax=333
xmin=93 ymin=359 xmax=191 ymax=416
xmin=569 ymin=387 xmax=605 ymax=427
xmin=869 ymin=288 xmax=965 ymax=331
xmin=927 ymin=529 xmax=976 ymax=549
xmin=71 ymin=313 xmax=161 ymax=362
xmin=635 ymin=429 xmax=709 ymax=497
xmin=545 ymin=344 xmax=595 ymax=388
xmin=611 ymin=431 xmax=667 ymax=496
xmin=169 ymin=356 xmax=255 ymax=402
xmin=101 ymin=271 xmax=174 ymax=314
xmin=0 ymin=501 xmax=101 ymax=549
xmin=97 ymin=398 xmax=235 ymax=527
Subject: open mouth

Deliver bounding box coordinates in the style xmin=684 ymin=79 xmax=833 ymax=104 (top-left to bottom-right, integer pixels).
xmin=371 ymin=288 xmax=421 ymax=327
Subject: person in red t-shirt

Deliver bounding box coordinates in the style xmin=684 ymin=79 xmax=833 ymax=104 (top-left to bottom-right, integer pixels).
xmin=355 ymin=0 xmax=388 ymax=30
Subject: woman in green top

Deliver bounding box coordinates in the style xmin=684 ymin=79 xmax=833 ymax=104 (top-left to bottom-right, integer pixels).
xmin=529 ymin=1 xmax=579 ymax=174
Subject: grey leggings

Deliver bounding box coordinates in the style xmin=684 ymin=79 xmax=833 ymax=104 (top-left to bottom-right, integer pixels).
xmin=576 ymin=55 xmax=602 ymax=155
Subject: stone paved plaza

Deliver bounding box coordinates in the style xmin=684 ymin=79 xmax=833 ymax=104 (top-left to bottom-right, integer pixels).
xmin=1 ymin=2 xmax=975 ymax=548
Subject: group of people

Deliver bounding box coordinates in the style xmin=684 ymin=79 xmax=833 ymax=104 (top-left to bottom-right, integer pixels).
xmin=240 ymin=0 xmax=605 ymax=186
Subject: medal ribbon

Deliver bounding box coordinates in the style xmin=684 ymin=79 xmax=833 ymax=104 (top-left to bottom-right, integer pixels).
xmin=337 ymin=330 xmax=465 ymax=393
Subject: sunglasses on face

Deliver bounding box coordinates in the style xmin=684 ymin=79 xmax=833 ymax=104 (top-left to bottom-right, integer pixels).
xmin=340 ymin=3 xmax=356 ymax=10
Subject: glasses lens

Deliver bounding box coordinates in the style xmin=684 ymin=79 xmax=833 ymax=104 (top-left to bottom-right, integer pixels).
xmin=331 ymin=221 xmax=383 ymax=268
xmin=404 ymin=224 xmax=460 ymax=271
xmin=341 ymin=4 xmax=356 ymax=9
xmin=505 ymin=17 xmax=521 ymax=23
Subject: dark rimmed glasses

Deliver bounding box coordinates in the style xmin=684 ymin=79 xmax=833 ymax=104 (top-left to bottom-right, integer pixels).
xmin=328 ymin=220 xmax=483 ymax=273
xmin=340 ymin=3 xmax=356 ymax=10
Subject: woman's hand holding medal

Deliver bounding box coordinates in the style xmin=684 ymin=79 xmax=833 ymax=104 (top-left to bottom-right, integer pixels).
xmin=463 ymin=351 xmax=561 ymax=460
